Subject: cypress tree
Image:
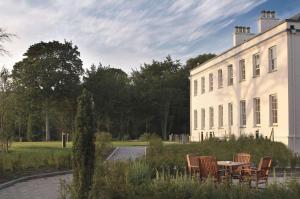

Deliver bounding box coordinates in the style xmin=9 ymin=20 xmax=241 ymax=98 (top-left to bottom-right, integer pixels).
xmin=72 ymin=89 xmax=95 ymax=199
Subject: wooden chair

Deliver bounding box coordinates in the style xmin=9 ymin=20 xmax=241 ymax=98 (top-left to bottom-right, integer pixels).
xmin=186 ymin=154 xmax=200 ymax=176
xmin=199 ymin=156 xmax=230 ymax=183
xmin=232 ymin=153 xmax=251 ymax=180
xmin=241 ymin=156 xmax=272 ymax=188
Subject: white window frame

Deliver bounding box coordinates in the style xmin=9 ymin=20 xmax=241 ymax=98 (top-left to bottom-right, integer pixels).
xmin=201 ymin=77 xmax=205 ymax=94
xmin=218 ymin=69 xmax=223 ymax=88
xmin=253 ymin=98 xmax=261 ymax=126
xmin=209 ymin=107 xmax=214 ymax=129
xmin=193 ymin=80 xmax=198 ymax=96
xmin=209 ymin=73 xmax=213 ymax=91
xmin=239 ymin=59 xmax=246 ymax=81
xmin=253 ymin=53 xmax=260 ymax=77
xmin=240 ymin=100 xmax=246 ymax=127
xmin=269 ymin=46 xmax=277 ymax=72
xmin=228 ymin=65 xmax=233 ymax=85
xmin=218 ymin=105 xmax=223 ymax=128
xmin=270 ymin=94 xmax=278 ymax=125
xmin=194 ymin=109 xmax=198 ymax=130
xmin=201 ymin=108 xmax=205 ymax=130
xmin=228 ymin=103 xmax=233 ymax=126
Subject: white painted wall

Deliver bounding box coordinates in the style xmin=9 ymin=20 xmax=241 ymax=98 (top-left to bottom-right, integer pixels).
xmin=190 ymin=21 xmax=300 ymax=152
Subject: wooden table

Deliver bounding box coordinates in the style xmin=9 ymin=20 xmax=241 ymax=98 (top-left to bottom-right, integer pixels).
xmin=217 ymin=161 xmax=250 ymax=179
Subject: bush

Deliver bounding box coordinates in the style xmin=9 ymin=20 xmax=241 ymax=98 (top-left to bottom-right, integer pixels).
xmin=139 ymin=133 xmax=151 ymax=142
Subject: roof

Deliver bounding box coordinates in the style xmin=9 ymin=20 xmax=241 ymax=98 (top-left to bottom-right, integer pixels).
xmin=190 ymin=11 xmax=300 ymax=73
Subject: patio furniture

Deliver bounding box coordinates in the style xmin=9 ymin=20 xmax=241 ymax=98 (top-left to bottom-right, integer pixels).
xmin=186 ymin=154 xmax=200 ymax=176
xmin=232 ymin=153 xmax=251 ymax=180
xmin=199 ymin=156 xmax=230 ymax=183
xmin=240 ymin=156 xmax=272 ymax=188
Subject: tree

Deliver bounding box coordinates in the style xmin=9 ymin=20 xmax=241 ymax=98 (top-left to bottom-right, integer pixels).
xmin=0 ymin=28 xmax=14 ymax=55
xmin=72 ymin=89 xmax=95 ymax=199
xmin=0 ymin=67 xmax=14 ymax=151
xmin=12 ymin=40 xmax=83 ymax=141
xmin=186 ymin=53 xmax=215 ymax=70
xmin=84 ymin=64 xmax=130 ymax=138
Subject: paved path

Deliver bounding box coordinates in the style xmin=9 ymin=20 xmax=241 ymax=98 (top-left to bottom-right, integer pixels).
xmin=108 ymin=146 xmax=146 ymax=161
xmin=0 ymin=146 xmax=146 ymax=199
xmin=0 ymin=174 xmax=72 ymax=199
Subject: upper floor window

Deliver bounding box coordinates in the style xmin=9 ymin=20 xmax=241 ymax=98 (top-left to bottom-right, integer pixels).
xmin=201 ymin=77 xmax=205 ymax=94
xmin=201 ymin=108 xmax=205 ymax=130
xmin=239 ymin=59 xmax=246 ymax=81
xmin=269 ymin=46 xmax=277 ymax=72
xmin=270 ymin=94 xmax=278 ymax=125
xmin=240 ymin=100 xmax=246 ymax=127
xmin=228 ymin=65 xmax=233 ymax=86
xmin=253 ymin=53 xmax=260 ymax=77
xmin=253 ymin=98 xmax=261 ymax=126
xmin=218 ymin=105 xmax=223 ymax=128
xmin=218 ymin=69 xmax=223 ymax=88
xmin=194 ymin=110 xmax=198 ymax=130
xmin=193 ymin=80 xmax=198 ymax=96
xmin=209 ymin=107 xmax=214 ymax=129
xmin=209 ymin=73 xmax=213 ymax=91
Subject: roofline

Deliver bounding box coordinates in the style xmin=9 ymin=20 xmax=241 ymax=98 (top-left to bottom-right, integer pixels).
xmin=190 ymin=18 xmax=299 ymax=73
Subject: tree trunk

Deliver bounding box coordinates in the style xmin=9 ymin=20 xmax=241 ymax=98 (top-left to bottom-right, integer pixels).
xmin=161 ymin=101 xmax=170 ymax=140
xmin=45 ymin=106 xmax=50 ymax=141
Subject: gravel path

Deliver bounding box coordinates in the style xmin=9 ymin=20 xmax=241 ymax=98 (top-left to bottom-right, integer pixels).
xmin=0 ymin=146 xmax=146 ymax=199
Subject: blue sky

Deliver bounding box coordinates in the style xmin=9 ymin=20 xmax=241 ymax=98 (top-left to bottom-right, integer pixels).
xmin=1 ymin=0 xmax=300 ymax=73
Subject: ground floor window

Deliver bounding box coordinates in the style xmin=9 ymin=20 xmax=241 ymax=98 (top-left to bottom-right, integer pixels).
xmin=209 ymin=107 xmax=214 ymax=129
xmin=270 ymin=94 xmax=278 ymax=125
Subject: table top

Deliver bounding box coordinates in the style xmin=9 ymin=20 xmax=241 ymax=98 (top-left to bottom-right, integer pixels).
xmin=217 ymin=161 xmax=250 ymax=167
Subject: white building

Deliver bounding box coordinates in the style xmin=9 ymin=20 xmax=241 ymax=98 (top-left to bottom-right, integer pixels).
xmin=190 ymin=11 xmax=300 ymax=153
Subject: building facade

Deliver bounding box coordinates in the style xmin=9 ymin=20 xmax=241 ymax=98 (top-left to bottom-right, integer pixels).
xmin=190 ymin=11 xmax=300 ymax=153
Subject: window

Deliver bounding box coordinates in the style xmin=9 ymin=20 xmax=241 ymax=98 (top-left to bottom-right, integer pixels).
xmin=218 ymin=105 xmax=223 ymax=128
xmin=193 ymin=80 xmax=198 ymax=96
xmin=209 ymin=107 xmax=214 ymax=129
xmin=269 ymin=46 xmax=277 ymax=72
xmin=228 ymin=65 xmax=233 ymax=85
xmin=201 ymin=77 xmax=205 ymax=94
xmin=209 ymin=73 xmax=213 ymax=91
xmin=194 ymin=110 xmax=198 ymax=129
xmin=240 ymin=100 xmax=246 ymax=127
xmin=253 ymin=98 xmax=261 ymax=126
xmin=201 ymin=108 xmax=205 ymax=129
xmin=270 ymin=94 xmax=278 ymax=125
xmin=218 ymin=69 xmax=223 ymax=88
xmin=239 ymin=59 xmax=246 ymax=81
xmin=228 ymin=103 xmax=233 ymax=126
xmin=253 ymin=53 xmax=260 ymax=77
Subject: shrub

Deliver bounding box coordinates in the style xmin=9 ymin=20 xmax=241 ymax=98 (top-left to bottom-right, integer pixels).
xmin=139 ymin=133 xmax=151 ymax=142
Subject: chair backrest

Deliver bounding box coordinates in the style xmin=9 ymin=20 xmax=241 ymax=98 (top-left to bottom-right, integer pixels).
xmin=258 ymin=156 xmax=272 ymax=176
xmin=199 ymin=156 xmax=218 ymax=179
xmin=186 ymin=154 xmax=200 ymax=174
xmin=234 ymin=153 xmax=251 ymax=163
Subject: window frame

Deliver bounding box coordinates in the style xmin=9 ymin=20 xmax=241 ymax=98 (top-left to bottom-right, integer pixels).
xmin=201 ymin=77 xmax=205 ymax=94
xmin=227 ymin=65 xmax=234 ymax=86
xmin=269 ymin=46 xmax=277 ymax=72
xmin=239 ymin=59 xmax=246 ymax=82
xmin=269 ymin=94 xmax=278 ymax=125
xmin=209 ymin=73 xmax=213 ymax=91
xmin=201 ymin=108 xmax=205 ymax=130
xmin=253 ymin=53 xmax=260 ymax=77
xmin=228 ymin=103 xmax=233 ymax=126
xmin=194 ymin=109 xmax=198 ymax=130
xmin=218 ymin=105 xmax=223 ymax=128
xmin=193 ymin=80 xmax=198 ymax=96
xmin=209 ymin=107 xmax=214 ymax=129
xmin=240 ymin=100 xmax=246 ymax=127
xmin=218 ymin=69 xmax=223 ymax=88
xmin=253 ymin=98 xmax=261 ymax=126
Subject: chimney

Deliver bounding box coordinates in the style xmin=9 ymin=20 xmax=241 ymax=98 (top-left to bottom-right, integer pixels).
xmin=233 ymin=26 xmax=255 ymax=46
xmin=258 ymin=10 xmax=280 ymax=33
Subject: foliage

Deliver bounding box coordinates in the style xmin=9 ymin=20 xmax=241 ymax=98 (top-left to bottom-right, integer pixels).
xmin=185 ymin=53 xmax=216 ymax=70
xmin=147 ymin=137 xmax=294 ymax=172
xmin=72 ymin=89 xmax=96 ymax=199
xmin=12 ymin=40 xmax=83 ymax=141
xmin=0 ymin=28 xmax=14 ymax=55
xmin=139 ymin=132 xmax=151 ymax=142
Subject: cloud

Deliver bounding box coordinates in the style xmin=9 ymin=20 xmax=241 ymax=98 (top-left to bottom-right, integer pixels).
xmin=0 ymin=0 xmax=266 ymax=73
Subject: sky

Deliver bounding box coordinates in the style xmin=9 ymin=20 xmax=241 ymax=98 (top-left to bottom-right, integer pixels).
xmin=1 ymin=0 xmax=300 ymax=73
